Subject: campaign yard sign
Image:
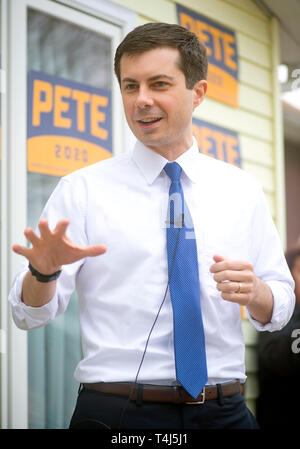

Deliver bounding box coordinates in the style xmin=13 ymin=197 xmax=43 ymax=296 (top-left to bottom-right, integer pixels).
xmin=28 ymin=71 xmax=112 ymax=177
xmin=192 ymin=118 xmax=241 ymax=167
xmin=177 ymin=4 xmax=239 ymax=107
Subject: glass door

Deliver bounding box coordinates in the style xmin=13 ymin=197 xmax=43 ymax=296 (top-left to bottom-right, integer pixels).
xmin=10 ymin=0 xmax=122 ymax=428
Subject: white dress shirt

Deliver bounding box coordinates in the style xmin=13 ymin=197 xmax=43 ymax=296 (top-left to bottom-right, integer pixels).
xmin=9 ymin=138 xmax=295 ymax=385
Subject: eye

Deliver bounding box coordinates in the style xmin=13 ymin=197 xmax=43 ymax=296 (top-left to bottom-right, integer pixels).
xmin=123 ymin=83 xmax=138 ymax=91
xmin=153 ymin=81 xmax=168 ymax=88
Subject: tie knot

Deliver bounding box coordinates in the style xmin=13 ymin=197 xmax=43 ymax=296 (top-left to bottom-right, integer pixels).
xmin=164 ymin=162 xmax=182 ymax=183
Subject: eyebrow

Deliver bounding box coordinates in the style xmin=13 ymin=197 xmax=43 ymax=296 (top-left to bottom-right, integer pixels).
xmin=121 ymin=74 xmax=175 ymax=84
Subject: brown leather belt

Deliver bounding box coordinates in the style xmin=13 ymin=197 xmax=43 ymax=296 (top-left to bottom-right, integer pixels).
xmin=83 ymin=380 xmax=242 ymax=404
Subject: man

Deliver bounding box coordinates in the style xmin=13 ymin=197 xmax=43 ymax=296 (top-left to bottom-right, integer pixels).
xmin=256 ymin=245 xmax=300 ymax=428
xmin=9 ymin=23 xmax=295 ymax=429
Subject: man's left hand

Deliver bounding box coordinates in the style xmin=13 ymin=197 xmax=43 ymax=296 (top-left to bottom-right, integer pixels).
xmin=210 ymin=254 xmax=259 ymax=307
xmin=210 ymin=254 xmax=273 ymax=324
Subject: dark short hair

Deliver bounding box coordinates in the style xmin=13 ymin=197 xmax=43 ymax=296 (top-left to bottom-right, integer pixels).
xmin=114 ymin=22 xmax=208 ymax=89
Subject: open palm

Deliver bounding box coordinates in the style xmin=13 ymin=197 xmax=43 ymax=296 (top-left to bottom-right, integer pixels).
xmin=13 ymin=219 xmax=106 ymax=275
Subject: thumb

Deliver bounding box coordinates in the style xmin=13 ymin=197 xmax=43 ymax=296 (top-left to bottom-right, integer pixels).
xmin=213 ymin=254 xmax=225 ymax=263
xmin=82 ymin=244 xmax=107 ymax=257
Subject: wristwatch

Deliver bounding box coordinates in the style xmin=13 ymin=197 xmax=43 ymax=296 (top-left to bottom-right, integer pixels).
xmin=28 ymin=263 xmax=62 ymax=283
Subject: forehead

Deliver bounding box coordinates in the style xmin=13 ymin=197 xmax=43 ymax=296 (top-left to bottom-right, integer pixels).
xmin=120 ymin=47 xmax=182 ymax=80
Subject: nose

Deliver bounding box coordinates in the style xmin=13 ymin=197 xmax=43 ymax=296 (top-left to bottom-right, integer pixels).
xmin=135 ymin=86 xmax=154 ymax=109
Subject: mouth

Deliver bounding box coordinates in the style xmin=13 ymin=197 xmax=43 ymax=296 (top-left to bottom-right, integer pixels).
xmin=136 ymin=116 xmax=163 ymax=129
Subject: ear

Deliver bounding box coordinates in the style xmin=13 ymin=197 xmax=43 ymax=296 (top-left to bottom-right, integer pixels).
xmin=193 ymin=80 xmax=207 ymax=110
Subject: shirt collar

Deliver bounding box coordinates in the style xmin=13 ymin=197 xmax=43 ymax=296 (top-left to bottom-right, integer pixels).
xmin=132 ymin=137 xmax=200 ymax=185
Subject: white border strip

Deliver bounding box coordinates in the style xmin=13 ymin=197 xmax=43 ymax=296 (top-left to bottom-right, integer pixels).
xmin=1 ymin=0 xmax=9 ymax=430
xmin=7 ymin=0 xmax=29 ymax=429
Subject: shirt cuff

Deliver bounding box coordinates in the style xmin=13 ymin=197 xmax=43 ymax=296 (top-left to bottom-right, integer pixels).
xmin=246 ymin=280 xmax=295 ymax=332
xmin=8 ymin=269 xmax=59 ymax=330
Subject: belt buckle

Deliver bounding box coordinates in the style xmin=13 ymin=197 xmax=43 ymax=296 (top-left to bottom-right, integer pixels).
xmin=185 ymin=387 xmax=205 ymax=405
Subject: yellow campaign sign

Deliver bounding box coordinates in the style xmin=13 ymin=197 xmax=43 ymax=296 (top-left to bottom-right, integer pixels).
xmin=28 ymin=136 xmax=111 ymax=176
xmin=192 ymin=118 xmax=241 ymax=167
xmin=177 ymin=4 xmax=239 ymax=107
xmin=27 ymin=71 xmax=112 ymax=177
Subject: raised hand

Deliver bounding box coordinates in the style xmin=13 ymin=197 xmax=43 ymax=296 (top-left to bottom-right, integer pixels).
xmin=209 ymin=254 xmax=257 ymax=306
xmin=13 ymin=219 xmax=106 ymax=275
xmin=210 ymin=254 xmax=273 ymax=325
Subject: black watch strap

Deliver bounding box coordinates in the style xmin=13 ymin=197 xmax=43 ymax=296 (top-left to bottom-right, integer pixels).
xmin=28 ymin=263 xmax=62 ymax=283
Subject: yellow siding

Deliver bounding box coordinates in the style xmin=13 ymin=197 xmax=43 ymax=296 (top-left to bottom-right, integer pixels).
xmin=238 ymin=33 xmax=271 ymax=68
xmin=240 ymin=135 xmax=273 ymax=167
xmin=111 ymin=0 xmax=282 ymax=414
xmin=193 ymin=100 xmax=273 ymax=141
xmin=224 ymin=0 xmax=269 ymax=21
xmin=111 ymin=0 xmax=177 ymax=22
xmin=239 ymin=60 xmax=272 ymax=93
xmin=242 ymin=162 xmax=274 ymax=196
xmin=239 ymin=85 xmax=272 ymax=118
xmin=243 ymin=320 xmax=259 ymax=414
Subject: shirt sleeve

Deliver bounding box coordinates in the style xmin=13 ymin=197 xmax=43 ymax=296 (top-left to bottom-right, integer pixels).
xmin=247 ymin=186 xmax=295 ymax=332
xmin=8 ymin=176 xmax=87 ymax=330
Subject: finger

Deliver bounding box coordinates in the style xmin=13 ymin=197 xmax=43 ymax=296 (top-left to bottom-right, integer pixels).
xmin=213 ymin=254 xmax=225 ymax=263
xmin=220 ymin=291 xmax=252 ymax=306
xmin=38 ymin=219 xmax=51 ymax=239
xmin=79 ymin=244 xmax=107 ymax=258
xmin=210 ymin=254 xmax=227 ymax=273
xmin=217 ymin=281 xmax=252 ymax=294
xmin=210 ymin=259 xmax=253 ymax=273
xmin=24 ymin=228 xmax=40 ymax=246
xmin=217 ymin=281 xmax=239 ymax=294
xmin=213 ymin=269 xmax=253 ymax=283
xmin=54 ymin=219 xmax=70 ymax=238
xmin=12 ymin=244 xmax=32 ymax=259
xmin=210 ymin=254 xmax=225 ymax=272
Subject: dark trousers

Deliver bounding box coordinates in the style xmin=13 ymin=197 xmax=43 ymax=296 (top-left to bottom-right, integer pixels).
xmin=69 ymin=386 xmax=259 ymax=429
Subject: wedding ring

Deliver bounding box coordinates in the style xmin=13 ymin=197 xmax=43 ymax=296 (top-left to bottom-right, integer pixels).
xmin=236 ymin=283 xmax=242 ymax=294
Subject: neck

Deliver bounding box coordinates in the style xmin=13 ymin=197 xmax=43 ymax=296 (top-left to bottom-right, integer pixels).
xmin=146 ymin=137 xmax=193 ymax=161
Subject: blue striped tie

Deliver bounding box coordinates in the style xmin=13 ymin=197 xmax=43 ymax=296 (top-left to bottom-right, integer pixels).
xmin=164 ymin=162 xmax=207 ymax=399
